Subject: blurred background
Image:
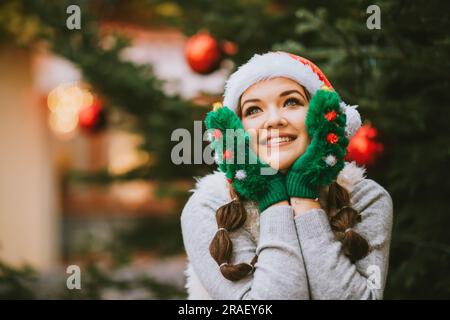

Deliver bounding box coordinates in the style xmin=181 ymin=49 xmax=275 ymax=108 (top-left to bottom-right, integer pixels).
xmin=0 ymin=0 xmax=449 ymax=299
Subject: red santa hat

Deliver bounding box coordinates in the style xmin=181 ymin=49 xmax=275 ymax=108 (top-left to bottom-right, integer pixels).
xmin=222 ymin=51 xmax=361 ymax=138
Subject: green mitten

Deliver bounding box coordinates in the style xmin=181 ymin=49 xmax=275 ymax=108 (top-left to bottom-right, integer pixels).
xmin=286 ymin=89 xmax=349 ymax=199
xmin=205 ymin=105 xmax=288 ymax=212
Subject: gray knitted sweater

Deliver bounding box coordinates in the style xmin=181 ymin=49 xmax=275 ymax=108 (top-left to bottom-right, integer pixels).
xmin=180 ymin=162 xmax=393 ymax=300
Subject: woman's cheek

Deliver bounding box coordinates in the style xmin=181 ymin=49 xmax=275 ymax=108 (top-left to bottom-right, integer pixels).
xmin=282 ymin=151 xmax=298 ymax=168
xmin=242 ymin=118 xmax=263 ymax=151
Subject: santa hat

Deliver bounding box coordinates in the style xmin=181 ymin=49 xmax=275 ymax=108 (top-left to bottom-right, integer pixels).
xmin=223 ymin=51 xmax=361 ymax=138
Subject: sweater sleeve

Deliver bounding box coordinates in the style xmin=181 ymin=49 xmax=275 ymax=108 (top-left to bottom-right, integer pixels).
xmin=181 ymin=189 xmax=310 ymax=300
xmin=294 ymin=179 xmax=393 ymax=300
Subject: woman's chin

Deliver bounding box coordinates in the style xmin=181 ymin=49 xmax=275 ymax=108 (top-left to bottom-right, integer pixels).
xmin=278 ymin=163 xmax=294 ymax=173
xmin=259 ymin=148 xmax=305 ymax=172
xmin=264 ymin=158 xmax=295 ymax=173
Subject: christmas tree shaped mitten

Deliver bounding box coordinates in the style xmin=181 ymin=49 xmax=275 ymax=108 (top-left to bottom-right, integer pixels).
xmin=205 ymin=105 xmax=288 ymax=212
xmin=286 ymin=88 xmax=350 ymax=199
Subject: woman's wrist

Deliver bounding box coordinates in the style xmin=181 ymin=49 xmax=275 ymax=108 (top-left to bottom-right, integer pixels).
xmin=290 ymin=197 xmax=321 ymax=216
xmin=270 ymin=200 xmax=290 ymax=207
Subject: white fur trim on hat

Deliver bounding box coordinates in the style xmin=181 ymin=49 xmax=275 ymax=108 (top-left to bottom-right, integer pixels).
xmin=222 ymin=51 xmax=362 ymax=138
xmin=223 ymin=52 xmax=324 ymax=112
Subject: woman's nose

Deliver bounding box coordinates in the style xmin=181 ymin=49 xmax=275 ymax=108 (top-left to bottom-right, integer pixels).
xmin=263 ymin=108 xmax=287 ymax=129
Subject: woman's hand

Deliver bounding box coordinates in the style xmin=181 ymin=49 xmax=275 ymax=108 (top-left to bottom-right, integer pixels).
xmin=205 ymin=105 xmax=289 ymax=212
xmin=290 ymin=197 xmax=321 ymax=216
xmin=286 ymin=88 xmax=349 ymax=202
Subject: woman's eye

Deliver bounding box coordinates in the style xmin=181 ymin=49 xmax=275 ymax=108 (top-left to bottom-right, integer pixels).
xmin=244 ymin=106 xmax=261 ymax=116
xmin=284 ymin=97 xmax=301 ymax=107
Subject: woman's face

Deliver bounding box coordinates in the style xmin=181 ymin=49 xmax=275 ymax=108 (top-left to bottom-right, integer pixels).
xmin=239 ymin=77 xmax=310 ymax=172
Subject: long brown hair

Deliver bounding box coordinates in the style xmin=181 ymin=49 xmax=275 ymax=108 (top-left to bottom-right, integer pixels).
xmin=209 ymin=85 xmax=370 ymax=281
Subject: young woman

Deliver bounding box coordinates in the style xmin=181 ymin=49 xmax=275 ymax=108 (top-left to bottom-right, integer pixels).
xmin=181 ymin=52 xmax=393 ymax=300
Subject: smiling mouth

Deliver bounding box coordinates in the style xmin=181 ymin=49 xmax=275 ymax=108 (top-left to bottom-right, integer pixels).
xmin=261 ymin=135 xmax=297 ymax=147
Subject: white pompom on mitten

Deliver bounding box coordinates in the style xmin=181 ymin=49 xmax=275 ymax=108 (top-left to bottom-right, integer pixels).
xmin=340 ymin=102 xmax=362 ymax=138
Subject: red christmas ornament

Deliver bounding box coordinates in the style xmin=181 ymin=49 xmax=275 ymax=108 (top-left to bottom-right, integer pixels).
xmin=345 ymin=124 xmax=384 ymax=167
xmin=326 ymin=133 xmax=339 ymax=144
xmin=221 ymin=40 xmax=238 ymax=56
xmin=185 ymin=32 xmax=223 ymax=74
xmin=325 ymin=110 xmax=338 ymax=122
xmin=78 ymin=98 xmax=106 ymax=133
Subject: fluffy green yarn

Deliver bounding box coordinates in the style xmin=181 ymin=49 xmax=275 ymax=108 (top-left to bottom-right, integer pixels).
xmin=290 ymin=89 xmax=349 ymax=187
xmin=205 ymin=106 xmax=273 ymax=201
xmin=205 ymin=89 xmax=349 ymax=202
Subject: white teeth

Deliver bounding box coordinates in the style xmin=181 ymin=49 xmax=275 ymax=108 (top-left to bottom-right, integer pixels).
xmin=267 ymin=136 xmax=294 ymax=145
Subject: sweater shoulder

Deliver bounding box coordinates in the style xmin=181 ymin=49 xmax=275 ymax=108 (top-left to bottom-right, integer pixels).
xmin=181 ymin=171 xmax=231 ymax=223
xmin=351 ymin=178 xmax=393 ymax=210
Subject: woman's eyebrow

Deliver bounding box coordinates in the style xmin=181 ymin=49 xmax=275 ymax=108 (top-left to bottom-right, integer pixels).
xmin=279 ymin=90 xmax=307 ymax=101
xmin=241 ymin=89 xmax=306 ymax=108
xmin=241 ymin=98 xmax=261 ymax=107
